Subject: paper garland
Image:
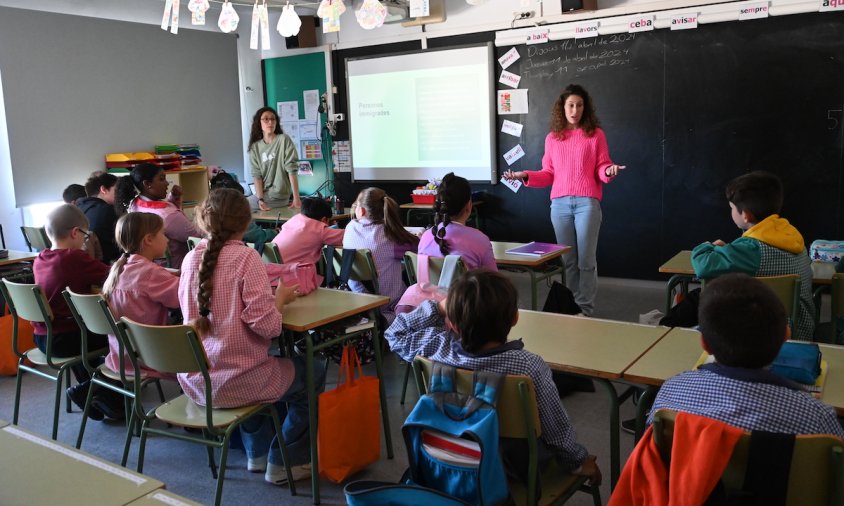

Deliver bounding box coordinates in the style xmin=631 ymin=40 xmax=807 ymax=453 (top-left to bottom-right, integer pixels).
xmin=278 ymin=3 xmax=302 ymax=37
xmin=356 ymin=0 xmax=387 ymax=29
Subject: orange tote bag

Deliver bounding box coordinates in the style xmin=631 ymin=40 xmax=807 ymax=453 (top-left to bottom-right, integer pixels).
xmin=318 ymin=345 xmax=381 ymax=483
xmin=0 ymin=304 xmax=35 ymax=376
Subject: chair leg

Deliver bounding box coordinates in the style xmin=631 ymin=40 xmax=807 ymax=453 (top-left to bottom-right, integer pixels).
xmin=214 ymin=438 xmax=230 ymax=506
xmin=121 ymin=411 xmax=135 ymax=467
xmin=75 ymin=377 xmax=98 ymax=448
xmin=136 ymin=420 xmax=150 ymax=473
xmin=203 ymin=429 xmax=218 ymax=479
xmin=52 ymin=372 xmax=65 ymax=440
xmin=400 ymin=361 xmax=412 ymax=405
xmin=65 ymin=368 xmax=72 ymax=413
xmin=590 ymin=484 xmax=602 ymax=506
xmin=13 ymin=365 xmax=24 ymax=425
xmin=154 ymin=379 xmax=166 ymax=403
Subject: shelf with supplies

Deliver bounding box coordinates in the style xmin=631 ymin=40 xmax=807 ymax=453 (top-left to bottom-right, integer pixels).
xmin=164 ymin=166 xmax=209 ymax=209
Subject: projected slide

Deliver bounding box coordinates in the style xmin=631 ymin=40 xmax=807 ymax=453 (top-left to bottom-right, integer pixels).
xmin=346 ymin=45 xmax=495 ymax=183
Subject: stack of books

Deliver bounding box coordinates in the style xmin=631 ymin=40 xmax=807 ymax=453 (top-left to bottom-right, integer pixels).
xmin=155 ymin=144 xmax=203 ymax=170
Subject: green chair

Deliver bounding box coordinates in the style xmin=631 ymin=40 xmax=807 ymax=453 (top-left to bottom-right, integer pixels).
xmin=652 ymin=409 xmax=844 ymax=505
xmin=399 ymin=252 xmax=466 ymax=405
xmin=186 ymin=236 xmax=202 ymax=251
xmin=413 ymin=357 xmax=601 ymax=506
xmin=119 ymin=317 xmax=296 ymax=506
xmin=245 ymin=241 xmax=283 ymax=264
xmin=0 ymin=279 xmax=105 ymax=440
xmin=20 ymin=226 xmax=51 ymax=252
xmin=831 ymin=273 xmax=844 ymax=343
xmin=62 ymin=288 xmax=166 ymax=465
xmin=756 ymin=274 xmax=800 ymax=337
xmin=323 ymin=247 xmax=380 ymax=294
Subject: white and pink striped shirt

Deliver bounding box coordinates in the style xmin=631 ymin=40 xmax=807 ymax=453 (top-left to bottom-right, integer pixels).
xmin=178 ymin=239 xmax=294 ymax=408
xmin=526 ymin=128 xmax=616 ymax=201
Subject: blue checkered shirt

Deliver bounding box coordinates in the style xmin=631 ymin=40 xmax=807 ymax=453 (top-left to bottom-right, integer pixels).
xmin=650 ymin=365 xmax=844 ymax=438
xmin=385 ymin=300 xmax=589 ymax=470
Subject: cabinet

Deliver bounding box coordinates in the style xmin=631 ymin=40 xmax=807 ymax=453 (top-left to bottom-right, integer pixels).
xmin=165 ymin=167 xmax=209 ymax=208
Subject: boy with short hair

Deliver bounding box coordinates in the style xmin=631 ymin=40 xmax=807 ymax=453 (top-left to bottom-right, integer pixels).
xmin=33 ymin=204 xmax=120 ymax=420
xmin=385 ymin=269 xmax=601 ymax=485
xmin=62 ymin=184 xmax=86 ymax=205
xmin=650 ymin=273 xmax=843 ymax=436
xmin=691 ymin=170 xmax=815 ymax=340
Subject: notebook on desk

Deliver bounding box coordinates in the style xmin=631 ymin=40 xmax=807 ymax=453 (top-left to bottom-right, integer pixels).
xmin=505 ymin=241 xmax=566 ymax=257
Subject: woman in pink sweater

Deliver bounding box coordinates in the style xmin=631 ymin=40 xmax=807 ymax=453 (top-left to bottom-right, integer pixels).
xmin=505 ymin=84 xmax=625 ymax=316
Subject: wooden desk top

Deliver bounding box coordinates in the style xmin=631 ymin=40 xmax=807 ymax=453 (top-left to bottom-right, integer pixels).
xmin=252 ymin=207 xmax=351 ymax=223
xmin=493 ymin=241 xmax=571 ymax=267
xmin=281 ymin=288 xmax=389 ymax=333
xmin=0 ymin=250 xmax=37 ymax=266
xmin=126 ymin=490 xmax=203 ymax=506
xmin=659 ymin=250 xmax=694 ymax=275
xmin=511 ymin=310 xmax=671 ymax=379
xmin=622 ymin=327 xmax=703 ymax=386
xmin=0 ymin=425 xmax=163 ymax=505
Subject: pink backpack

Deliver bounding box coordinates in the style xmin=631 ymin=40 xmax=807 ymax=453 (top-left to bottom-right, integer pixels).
xmin=265 ymin=262 xmax=318 ymax=295
xmin=396 ymin=254 xmax=463 ymax=314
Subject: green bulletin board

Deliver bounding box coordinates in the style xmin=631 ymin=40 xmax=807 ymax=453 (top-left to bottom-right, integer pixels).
xmin=262 ymin=51 xmax=328 ymax=197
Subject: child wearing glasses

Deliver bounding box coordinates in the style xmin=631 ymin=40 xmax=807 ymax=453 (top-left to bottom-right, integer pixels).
xmin=32 ymin=204 xmax=123 ymax=420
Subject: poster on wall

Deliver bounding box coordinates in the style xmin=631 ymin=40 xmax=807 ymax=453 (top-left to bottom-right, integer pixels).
xmin=302 ymin=139 xmax=322 ymax=159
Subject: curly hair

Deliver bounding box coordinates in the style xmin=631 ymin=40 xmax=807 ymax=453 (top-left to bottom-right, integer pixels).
xmin=247 ymin=107 xmax=282 ymax=150
xmin=432 ymin=173 xmax=471 ymax=256
xmin=354 ymin=187 xmax=417 ymax=246
xmin=550 ymin=84 xmax=600 ymax=139
xmin=114 ymin=163 xmax=162 ymax=213
xmin=191 ymin=188 xmax=252 ymax=336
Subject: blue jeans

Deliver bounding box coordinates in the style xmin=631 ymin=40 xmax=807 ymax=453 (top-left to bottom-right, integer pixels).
xmin=550 ymin=196 xmax=602 ymax=316
xmin=239 ymin=355 xmax=327 ymax=466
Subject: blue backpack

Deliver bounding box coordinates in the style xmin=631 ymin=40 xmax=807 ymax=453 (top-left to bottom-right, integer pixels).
xmin=345 ymin=362 xmax=509 ymax=506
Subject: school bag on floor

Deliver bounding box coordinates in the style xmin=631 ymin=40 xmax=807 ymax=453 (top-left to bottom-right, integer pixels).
xmin=344 ymin=362 xmax=509 ymax=506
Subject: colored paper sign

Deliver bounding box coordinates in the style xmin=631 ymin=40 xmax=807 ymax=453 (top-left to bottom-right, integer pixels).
xmin=498 ymin=47 xmax=520 ymax=70
xmin=574 ymin=21 xmax=599 ymax=39
xmin=500 ymin=175 xmax=522 ymax=193
xmin=499 ymin=70 xmax=521 ymax=89
xmin=497 ymin=89 xmax=529 ymax=115
xmin=503 ymin=144 xmax=525 ymax=166
xmin=671 ymin=13 xmax=698 ymax=30
xmin=525 ymin=29 xmax=550 ymax=45
xmin=628 ymin=15 xmax=654 ymax=33
xmin=738 ymin=1 xmax=769 ymax=19
xmin=302 ymin=140 xmax=322 ymax=160
xmin=298 ymin=161 xmax=313 ymax=176
xmin=820 ymin=0 xmax=844 ymax=11
xmin=501 ymin=120 xmax=523 ymax=137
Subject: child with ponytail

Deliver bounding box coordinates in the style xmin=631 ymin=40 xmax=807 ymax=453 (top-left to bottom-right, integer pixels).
xmin=178 ymin=188 xmax=323 ymax=485
xmin=114 ymin=163 xmax=201 ymax=269
xmin=102 ymin=212 xmax=180 ymax=380
xmin=418 ymin=172 xmax=497 ymax=270
xmin=344 ymin=187 xmax=419 ymax=324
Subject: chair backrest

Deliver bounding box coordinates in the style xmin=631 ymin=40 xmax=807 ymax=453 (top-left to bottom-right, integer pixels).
xmin=1 ymin=278 xmax=53 ymax=324
xmin=119 ymin=317 xmax=206 ymax=375
xmin=186 ymin=236 xmax=202 ymax=251
xmin=832 ymin=273 xmax=844 ymax=339
xmin=756 ymin=274 xmax=800 ymax=332
xmin=652 ymin=409 xmax=844 ymax=505
xmin=20 ymin=226 xmax=51 ymax=252
xmin=324 ymin=247 xmax=379 ymax=293
xmin=404 ymin=252 xmax=466 ymax=287
xmin=245 ymin=241 xmax=283 ymax=264
xmin=63 ymin=288 xmax=115 ymax=336
xmin=412 ymin=356 xmax=542 ymax=439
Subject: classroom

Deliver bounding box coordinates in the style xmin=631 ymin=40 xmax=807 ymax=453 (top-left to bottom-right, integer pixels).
xmin=1 ymin=0 xmax=843 ymax=504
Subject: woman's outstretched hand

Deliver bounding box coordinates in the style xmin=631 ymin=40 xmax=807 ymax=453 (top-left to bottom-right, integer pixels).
xmin=503 ymin=170 xmax=527 ymax=181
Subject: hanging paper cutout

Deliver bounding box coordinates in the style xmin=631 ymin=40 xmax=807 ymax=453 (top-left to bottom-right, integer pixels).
xmin=250 ymin=1 xmax=260 ymax=49
xmin=356 ymin=0 xmax=387 ymax=29
xmin=218 ymin=1 xmax=240 ymax=33
xmin=318 ymin=0 xmax=345 ymax=33
xmin=278 ymin=3 xmax=302 ymax=37
xmin=161 ymin=0 xmax=180 ymax=33
xmin=260 ymin=2 xmax=271 ymax=49
xmin=188 ymin=0 xmax=209 ymax=25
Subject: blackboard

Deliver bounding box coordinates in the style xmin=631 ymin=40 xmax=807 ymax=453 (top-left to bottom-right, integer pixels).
xmin=493 ymin=12 xmax=844 ymax=279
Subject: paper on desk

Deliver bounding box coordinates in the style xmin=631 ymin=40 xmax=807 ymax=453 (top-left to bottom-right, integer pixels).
xmin=503 ymin=144 xmax=525 ymax=166
xmin=500 ymin=176 xmax=522 ymax=193
xmin=497 ymin=89 xmax=528 ymax=115
xmin=501 ymin=119 xmax=523 ymax=137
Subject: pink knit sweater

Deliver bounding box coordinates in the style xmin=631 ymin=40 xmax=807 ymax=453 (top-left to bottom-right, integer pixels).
xmin=525 ymin=127 xmax=615 ymax=201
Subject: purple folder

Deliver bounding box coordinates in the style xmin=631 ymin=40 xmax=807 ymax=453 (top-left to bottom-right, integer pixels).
xmin=505 ymin=242 xmax=566 ymax=257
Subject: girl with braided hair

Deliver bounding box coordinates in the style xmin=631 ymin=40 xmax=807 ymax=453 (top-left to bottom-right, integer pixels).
xmin=177 ymin=188 xmax=324 ymax=486
xmin=344 ymin=187 xmax=419 ymax=324
xmin=102 ymin=212 xmax=179 ymax=381
xmin=418 ymin=172 xmax=497 ymax=270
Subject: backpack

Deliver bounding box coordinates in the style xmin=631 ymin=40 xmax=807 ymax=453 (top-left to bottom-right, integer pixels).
xmin=542 ymin=281 xmax=581 ymax=315
xmin=344 ymin=362 xmax=509 ymax=505
xmin=396 ymin=254 xmax=462 ymax=315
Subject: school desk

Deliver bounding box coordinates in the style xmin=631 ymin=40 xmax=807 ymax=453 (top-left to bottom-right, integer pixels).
xmin=281 ymin=287 xmax=392 ymax=504
xmin=0 ymin=250 xmax=37 ymax=267
xmin=494 ymin=241 xmax=570 ymax=310
xmin=400 ymin=201 xmax=483 ymax=229
xmin=251 ymin=207 xmax=352 ymax=226
xmin=511 ymin=310 xmax=672 ymax=490
xmin=125 ymin=489 xmax=203 ymax=506
xmin=0 ymin=424 xmax=163 ymax=505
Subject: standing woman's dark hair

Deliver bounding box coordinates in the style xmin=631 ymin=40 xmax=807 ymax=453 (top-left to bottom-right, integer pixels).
xmin=355 ymin=187 xmax=418 ymax=246
xmin=550 ymin=84 xmax=600 ymax=137
xmin=114 ymin=163 xmax=163 ymax=213
xmin=192 ymin=188 xmax=253 ymax=337
xmin=432 ymin=173 xmax=472 ymax=255
xmin=248 ymin=107 xmax=282 ymax=149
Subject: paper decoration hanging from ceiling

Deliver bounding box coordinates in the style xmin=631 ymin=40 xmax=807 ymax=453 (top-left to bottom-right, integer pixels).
xmin=278 ymin=3 xmax=302 ymax=37
xmin=188 ymin=0 xmax=209 ymax=25
xmin=161 ymin=0 xmax=180 ymax=34
xmin=318 ymin=0 xmax=344 ymax=33
xmin=356 ymin=0 xmax=387 ymax=29
xmin=218 ymin=0 xmax=240 ymax=33
xmin=249 ymin=1 xmax=270 ymax=49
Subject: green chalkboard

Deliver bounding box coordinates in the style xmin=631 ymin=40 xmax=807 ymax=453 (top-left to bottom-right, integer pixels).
xmin=263 ymin=51 xmax=328 ymax=196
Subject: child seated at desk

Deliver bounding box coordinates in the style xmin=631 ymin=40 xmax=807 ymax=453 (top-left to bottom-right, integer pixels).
xmin=418 ymin=172 xmax=496 ymax=271
xmin=33 ymin=204 xmax=122 ymax=420
xmin=385 ymin=269 xmax=601 ymax=486
xmin=650 ymin=273 xmax=843 ymax=437
xmin=344 ymin=187 xmax=419 ymax=324
xmin=272 ymin=196 xmax=344 ymax=286
xmin=690 ymin=170 xmax=815 ymax=340
xmin=178 ymin=188 xmax=324 ymax=485
xmin=101 ymin=212 xmax=180 ymax=382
